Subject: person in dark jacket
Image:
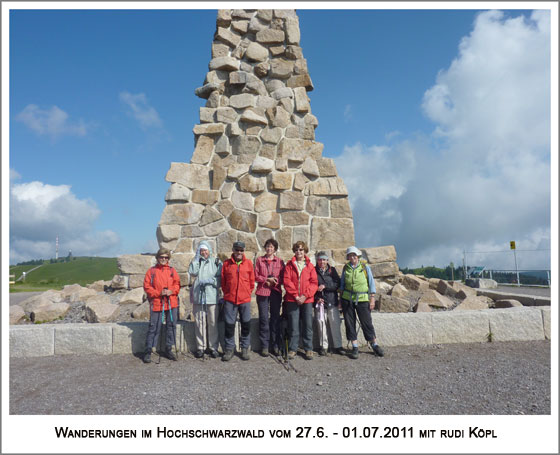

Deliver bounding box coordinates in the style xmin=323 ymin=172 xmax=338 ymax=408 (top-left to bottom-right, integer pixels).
xmin=142 ymin=247 xmax=181 ymax=363
xmin=283 ymin=241 xmax=318 ymax=360
xmin=220 ymin=241 xmax=255 ymax=362
xmin=314 ymin=251 xmax=345 ymax=356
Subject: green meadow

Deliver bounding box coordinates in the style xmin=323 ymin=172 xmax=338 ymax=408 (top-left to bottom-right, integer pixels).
xmin=9 ymin=257 xmax=119 ymax=292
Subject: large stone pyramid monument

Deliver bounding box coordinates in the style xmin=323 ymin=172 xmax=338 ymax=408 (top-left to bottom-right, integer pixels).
xmin=116 ymin=9 xmax=400 ymax=314
xmin=158 ymin=8 xmax=355 ymax=264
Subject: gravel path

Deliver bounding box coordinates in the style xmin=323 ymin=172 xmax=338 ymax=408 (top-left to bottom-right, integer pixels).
xmin=10 ymin=340 xmax=550 ymax=415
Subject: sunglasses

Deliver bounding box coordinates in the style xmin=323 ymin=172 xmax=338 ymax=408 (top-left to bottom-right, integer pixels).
xmin=158 ymin=256 xmax=169 ymax=260
xmin=295 ymin=248 xmax=305 ymax=252
xmin=234 ymin=249 xmax=244 ymax=253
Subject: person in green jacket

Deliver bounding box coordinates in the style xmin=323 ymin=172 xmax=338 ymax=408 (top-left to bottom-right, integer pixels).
xmin=340 ymin=246 xmax=385 ymax=360
xmin=188 ymin=241 xmax=222 ymax=359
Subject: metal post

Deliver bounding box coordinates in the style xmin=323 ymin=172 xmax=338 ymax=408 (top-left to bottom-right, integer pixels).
xmin=513 ymin=249 xmax=520 ymax=286
xmin=462 ymin=251 xmax=467 ymax=282
xmin=547 ymin=270 xmax=550 ymax=288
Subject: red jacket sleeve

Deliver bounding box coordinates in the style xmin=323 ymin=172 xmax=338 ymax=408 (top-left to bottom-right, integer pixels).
xmin=305 ymin=266 xmax=318 ymax=299
xmin=283 ymin=263 xmax=299 ymax=297
xmin=143 ymin=268 xmax=159 ymax=300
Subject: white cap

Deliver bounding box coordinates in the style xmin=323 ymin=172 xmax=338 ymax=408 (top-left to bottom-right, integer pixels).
xmin=346 ymin=246 xmax=361 ymax=257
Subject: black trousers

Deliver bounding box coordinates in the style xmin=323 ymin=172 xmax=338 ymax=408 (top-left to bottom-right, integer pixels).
xmin=341 ymin=299 xmax=376 ymax=342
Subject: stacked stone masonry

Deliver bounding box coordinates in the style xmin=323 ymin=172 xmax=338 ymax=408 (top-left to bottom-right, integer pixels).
xmin=159 ymin=9 xmax=357 ymax=267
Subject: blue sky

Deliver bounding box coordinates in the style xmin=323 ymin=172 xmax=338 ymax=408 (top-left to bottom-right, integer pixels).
xmin=6 ymin=5 xmax=555 ymax=270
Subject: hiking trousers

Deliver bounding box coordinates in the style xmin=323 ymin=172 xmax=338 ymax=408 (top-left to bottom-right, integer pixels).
xmin=146 ymin=307 xmax=178 ymax=350
xmin=341 ymin=299 xmax=376 ymax=342
xmin=285 ymin=301 xmax=313 ymax=352
xmin=223 ymin=301 xmax=251 ymax=351
xmin=314 ymin=305 xmax=343 ymax=350
xmin=193 ymin=303 xmax=219 ymax=352
xmin=256 ymin=291 xmax=282 ymax=351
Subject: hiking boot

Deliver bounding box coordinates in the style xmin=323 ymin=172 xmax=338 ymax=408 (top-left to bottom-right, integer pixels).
xmin=270 ymin=347 xmax=280 ymax=357
xmin=371 ymin=343 xmax=385 ymax=357
xmin=241 ymin=348 xmax=250 ymax=361
xmin=349 ymin=347 xmax=359 ymax=360
xmin=142 ymin=351 xmax=152 ymax=364
xmin=304 ymin=350 xmax=313 ymax=360
xmin=222 ymin=350 xmax=234 ymax=362
xmin=288 ymin=350 xmax=296 ymax=360
xmin=166 ymin=348 xmax=177 ymax=361
xmin=209 ymin=349 xmax=219 ymax=359
xmin=260 ymin=348 xmax=269 ymax=357
xmin=318 ymin=348 xmax=327 ymax=357
xmin=334 ymin=347 xmax=346 ymax=355
xmin=194 ymin=349 xmax=204 ymax=359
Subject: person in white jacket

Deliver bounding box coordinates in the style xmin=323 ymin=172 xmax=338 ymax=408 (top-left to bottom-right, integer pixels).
xmin=188 ymin=241 xmax=222 ymax=359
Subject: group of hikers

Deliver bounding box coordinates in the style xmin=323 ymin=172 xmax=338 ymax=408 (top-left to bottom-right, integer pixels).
xmin=141 ymin=239 xmax=384 ymax=364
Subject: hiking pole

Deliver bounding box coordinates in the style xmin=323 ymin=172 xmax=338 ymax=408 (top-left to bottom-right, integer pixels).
xmin=168 ymin=294 xmax=179 ymax=359
xmin=156 ymin=305 xmax=165 ymax=364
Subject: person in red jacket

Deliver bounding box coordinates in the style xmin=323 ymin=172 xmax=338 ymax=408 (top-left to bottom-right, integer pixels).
xmin=283 ymin=241 xmax=318 ymax=360
xmin=220 ymin=241 xmax=255 ymax=362
xmin=142 ymin=248 xmax=181 ymax=363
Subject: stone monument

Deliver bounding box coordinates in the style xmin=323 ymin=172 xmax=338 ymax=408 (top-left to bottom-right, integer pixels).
xmin=116 ymin=9 xmax=400 ymax=314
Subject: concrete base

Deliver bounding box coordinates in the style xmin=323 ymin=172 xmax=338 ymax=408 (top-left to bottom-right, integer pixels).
xmin=9 ymin=307 xmax=551 ymax=358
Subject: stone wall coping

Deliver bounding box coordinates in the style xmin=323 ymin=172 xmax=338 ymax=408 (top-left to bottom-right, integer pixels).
xmin=10 ymin=307 xmax=550 ymax=358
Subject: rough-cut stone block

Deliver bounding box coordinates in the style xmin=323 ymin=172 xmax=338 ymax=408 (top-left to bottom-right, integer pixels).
xmin=199 ymin=207 xmax=223 ymax=227
xmin=181 ymin=225 xmax=204 ymax=238
xmin=112 ymin=322 xmax=149 ymax=354
xmin=165 ymin=183 xmax=191 ymax=202
xmin=302 ymin=157 xmax=319 ymax=177
xmin=269 ymin=59 xmax=294 ymax=79
xmin=254 ymin=192 xmax=278 ymax=212
xmin=258 ymin=211 xmax=281 ymax=229
xmin=494 ymin=299 xmax=523 ymax=308
xmin=370 ymin=261 xmax=399 ymax=278
xmin=240 ymin=110 xmax=268 ymax=125
xmin=160 ymin=203 xmax=205 ymax=225
xmin=191 ymin=189 xmax=220 ymax=205
xmin=238 ymin=174 xmax=266 ymax=193
xmin=256 ymin=28 xmax=285 ymax=44
xmin=231 ymin=191 xmax=254 ymax=211
xmin=278 ymin=191 xmax=304 ymax=210
xmin=541 ymin=307 xmax=550 ymax=340
xmin=85 ymin=296 xmax=120 ymax=323
xmin=281 ymin=211 xmax=309 ymax=226
xmin=119 ymin=288 xmax=146 ymax=306
xmin=414 ymin=301 xmax=432 ymax=313
xmin=306 ymin=196 xmax=329 ymax=217
xmin=192 ymin=135 xmax=214 ymax=164
xmin=437 ymin=280 xmax=459 ymax=298
xmin=269 ymin=172 xmax=293 ymax=190
xmin=284 ymin=16 xmax=300 ymax=44
xmin=287 ymin=73 xmax=314 ymax=91
xmin=293 ymin=86 xmax=310 ymax=112
xmin=378 ymin=295 xmax=410 ymax=313
xmin=216 ymin=9 xmax=232 ymax=26
xmin=310 ymin=218 xmax=355 ymax=249
xmin=250 ymin=156 xmax=275 ymax=174
xmin=418 ymin=289 xmax=453 ymax=309
xmin=111 ymin=274 xmax=129 ymax=290
xmin=10 ymin=305 xmax=25 ymax=324
xmin=232 ymin=136 xmax=260 ymax=157
xmin=10 ymin=325 xmax=55 ymax=357
xmin=228 ymin=209 xmax=257 ymax=233
xmin=203 ymin=218 xmax=229 ymax=237
xmin=169 ymin=253 xmax=194 ymax=274
xmin=213 ymin=27 xmax=241 ymax=49
xmin=432 ymin=311 xmax=490 ymax=344
xmin=307 ymin=177 xmax=348 ymax=196
xmin=402 ymin=274 xmax=429 ymax=292
xmin=465 ymin=278 xmax=498 ymax=289
xmin=245 ymin=41 xmax=269 ymax=62
xmin=195 ymin=82 xmax=221 ymax=99
xmin=193 ymin=123 xmax=226 ymax=136
xmin=489 ymin=308 xmax=545 ymax=342
xmin=55 ymin=324 xmax=113 ymax=355
xmin=127 ymin=274 xmax=145 ymax=289
xmin=454 ymin=296 xmax=489 ymax=311
xmin=362 ymin=246 xmax=397 ymax=264
xmin=373 ymin=313 xmax=433 ymax=347
xmin=217 ymin=230 xmax=238 ymax=254
xmin=166 ymin=163 xmax=210 ymax=190
xmin=390 ymin=283 xmax=409 ymax=298
xmin=216 ymin=107 xmax=237 ymax=124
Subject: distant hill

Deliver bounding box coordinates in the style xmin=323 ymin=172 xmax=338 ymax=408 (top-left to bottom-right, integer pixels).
xmin=9 ymin=257 xmax=119 ymax=292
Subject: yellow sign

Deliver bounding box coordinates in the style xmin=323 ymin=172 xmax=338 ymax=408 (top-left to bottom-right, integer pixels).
xmin=510 ymin=241 xmax=516 ymax=250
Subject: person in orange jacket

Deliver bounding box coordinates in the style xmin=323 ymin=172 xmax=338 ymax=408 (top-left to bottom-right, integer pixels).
xmin=142 ymin=248 xmax=181 ymax=363
xmin=283 ymin=240 xmax=318 ymax=360
xmin=220 ymin=241 xmax=255 ymax=362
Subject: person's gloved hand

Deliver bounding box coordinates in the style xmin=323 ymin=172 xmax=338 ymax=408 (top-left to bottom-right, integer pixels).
xmin=199 ymin=277 xmax=213 ymax=286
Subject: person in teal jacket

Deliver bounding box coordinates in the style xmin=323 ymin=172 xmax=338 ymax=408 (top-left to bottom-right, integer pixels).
xmin=188 ymin=240 xmax=222 ymax=359
xmin=339 ymin=246 xmax=384 ymax=360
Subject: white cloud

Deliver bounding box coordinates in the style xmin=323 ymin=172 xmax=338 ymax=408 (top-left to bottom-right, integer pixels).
xmin=16 ymin=104 xmax=87 ymax=138
xmin=336 ymin=10 xmax=551 ymax=270
xmin=119 ymin=91 xmax=162 ymax=129
xmin=9 ymin=175 xmax=120 ymax=263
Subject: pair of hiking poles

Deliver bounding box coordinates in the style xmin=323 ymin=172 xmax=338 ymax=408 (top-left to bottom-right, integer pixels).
xmin=156 ymin=292 xmax=179 ymax=364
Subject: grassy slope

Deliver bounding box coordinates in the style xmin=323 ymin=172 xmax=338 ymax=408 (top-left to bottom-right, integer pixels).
xmin=9 ymin=257 xmax=119 ymax=292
